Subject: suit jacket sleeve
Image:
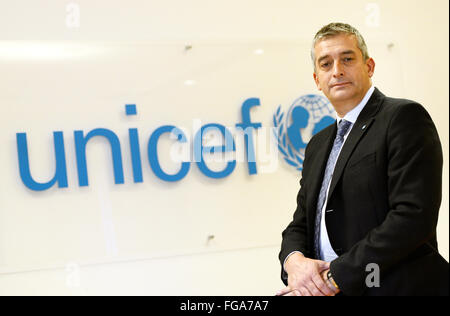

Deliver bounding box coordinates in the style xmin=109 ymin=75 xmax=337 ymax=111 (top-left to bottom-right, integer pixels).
xmin=330 ymin=101 xmax=443 ymax=295
xmin=278 ymin=140 xmax=312 ymax=285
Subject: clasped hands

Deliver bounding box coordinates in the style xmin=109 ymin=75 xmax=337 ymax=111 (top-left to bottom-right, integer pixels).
xmin=276 ymin=252 xmax=340 ymax=296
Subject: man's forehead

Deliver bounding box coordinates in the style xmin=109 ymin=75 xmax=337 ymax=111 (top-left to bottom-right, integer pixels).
xmin=317 ymin=49 xmax=357 ymax=60
xmin=314 ymin=34 xmax=360 ymax=59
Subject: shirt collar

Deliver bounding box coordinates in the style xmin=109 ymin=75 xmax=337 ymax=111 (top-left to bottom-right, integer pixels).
xmin=336 ymin=85 xmax=375 ymax=125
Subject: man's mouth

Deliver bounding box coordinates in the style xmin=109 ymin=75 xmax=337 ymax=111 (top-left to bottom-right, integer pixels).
xmin=331 ymin=82 xmax=351 ymax=88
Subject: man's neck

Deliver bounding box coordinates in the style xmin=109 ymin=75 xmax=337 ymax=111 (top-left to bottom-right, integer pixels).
xmin=335 ymin=102 xmax=360 ymax=118
xmin=334 ymin=86 xmax=372 ymax=118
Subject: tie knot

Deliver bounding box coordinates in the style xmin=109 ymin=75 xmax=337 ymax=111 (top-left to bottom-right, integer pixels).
xmin=337 ymin=119 xmax=352 ymax=138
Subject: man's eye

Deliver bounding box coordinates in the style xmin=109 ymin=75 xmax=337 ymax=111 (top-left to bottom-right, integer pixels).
xmin=321 ymin=62 xmax=330 ymax=67
xmin=344 ymin=57 xmax=353 ymax=62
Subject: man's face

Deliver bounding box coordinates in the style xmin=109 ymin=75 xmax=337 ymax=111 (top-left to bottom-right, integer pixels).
xmin=313 ymin=34 xmax=375 ymax=106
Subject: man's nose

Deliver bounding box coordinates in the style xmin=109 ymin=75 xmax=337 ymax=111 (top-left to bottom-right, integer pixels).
xmin=332 ymin=61 xmax=344 ymax=77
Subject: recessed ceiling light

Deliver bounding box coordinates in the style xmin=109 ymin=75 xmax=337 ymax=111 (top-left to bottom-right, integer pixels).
xmin=184 ymin=80 xmax=197 ymax=86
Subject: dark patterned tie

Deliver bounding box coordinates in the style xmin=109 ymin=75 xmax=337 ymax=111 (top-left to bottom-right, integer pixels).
xmin=314 ymin=119 xmax=353 ymax=259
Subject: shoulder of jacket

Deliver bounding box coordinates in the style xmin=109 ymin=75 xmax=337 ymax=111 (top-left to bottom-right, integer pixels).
xmin=379 ymin=95 xmax=425 ymax=115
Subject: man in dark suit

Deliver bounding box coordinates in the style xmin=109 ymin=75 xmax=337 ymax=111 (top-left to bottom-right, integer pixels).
xmin=277 ymin=22 xmax=449 ymax=296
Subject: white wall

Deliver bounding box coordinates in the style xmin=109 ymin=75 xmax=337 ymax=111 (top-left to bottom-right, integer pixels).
xmin=0 ymin=0 xmax=448 ymax=295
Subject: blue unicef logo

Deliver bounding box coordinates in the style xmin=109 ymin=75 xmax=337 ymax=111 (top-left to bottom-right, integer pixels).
xmin=274 ymin=94 xmax=335 ymax=171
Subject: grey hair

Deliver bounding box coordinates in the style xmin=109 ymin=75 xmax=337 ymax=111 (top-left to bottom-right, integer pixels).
xmin=311 ymin=22 xmax=370 ymax=72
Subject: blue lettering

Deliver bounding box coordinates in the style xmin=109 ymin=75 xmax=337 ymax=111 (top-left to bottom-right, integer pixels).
xmin=194 ymin=124 xmax=236 ymax=179
xmin=235 ymin=98 xmax=261 ymax=175
xmin=148 ymin=125 xmax=190 ymax=182
xmin=129 ymin=128 xmax=143 ymax=183
xmin=16 ymin=132 xmax=68 ymax=191
xmin=74 ymin=128 xmax=124 ymax=186
xmin=15 ymin=102 xmax=260 ymax=190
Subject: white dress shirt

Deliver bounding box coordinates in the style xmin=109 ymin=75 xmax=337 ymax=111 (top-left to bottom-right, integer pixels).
xmin=284 ymin=86 xmax=375 ymax=270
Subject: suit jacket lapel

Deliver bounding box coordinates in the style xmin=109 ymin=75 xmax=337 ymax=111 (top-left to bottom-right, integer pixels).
xmin=327 ymin=88 xmax=384 ymax=200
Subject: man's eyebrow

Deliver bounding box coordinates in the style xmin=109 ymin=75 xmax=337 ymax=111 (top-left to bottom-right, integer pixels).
xmin=340 ymin=50 xmax=356 ymax=55
xmin=317 ymin=54 xmax=330 ymax=64
xmin=317 ymin=50 xmax=358 ymax=64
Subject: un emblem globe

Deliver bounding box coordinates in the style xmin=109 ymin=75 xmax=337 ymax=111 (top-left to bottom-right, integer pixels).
xmin=274 ymin=94 xmax=335 ymax=171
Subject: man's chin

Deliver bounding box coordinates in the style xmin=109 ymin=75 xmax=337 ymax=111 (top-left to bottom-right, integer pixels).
xmin=327 ymin=89 xmax=355 ymax=102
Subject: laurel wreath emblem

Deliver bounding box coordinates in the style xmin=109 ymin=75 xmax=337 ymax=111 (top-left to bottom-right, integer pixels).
xmin=273 ymin=105 xmax=304 ymax=171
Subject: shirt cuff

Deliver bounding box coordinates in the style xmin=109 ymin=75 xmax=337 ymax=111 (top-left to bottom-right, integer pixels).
xmin=283 ymin=251 xmax=304 ymax=273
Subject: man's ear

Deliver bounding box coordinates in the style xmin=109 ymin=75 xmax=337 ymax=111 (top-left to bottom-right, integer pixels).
xmin=313 ymin=72 xmax=322 ymax=91
xmin=366 ymin=58 xmax=375 ymax=78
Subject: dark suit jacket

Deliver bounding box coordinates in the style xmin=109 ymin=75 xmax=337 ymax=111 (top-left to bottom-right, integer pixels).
xmin=279 ymin=87 xmax=449 ymax=296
